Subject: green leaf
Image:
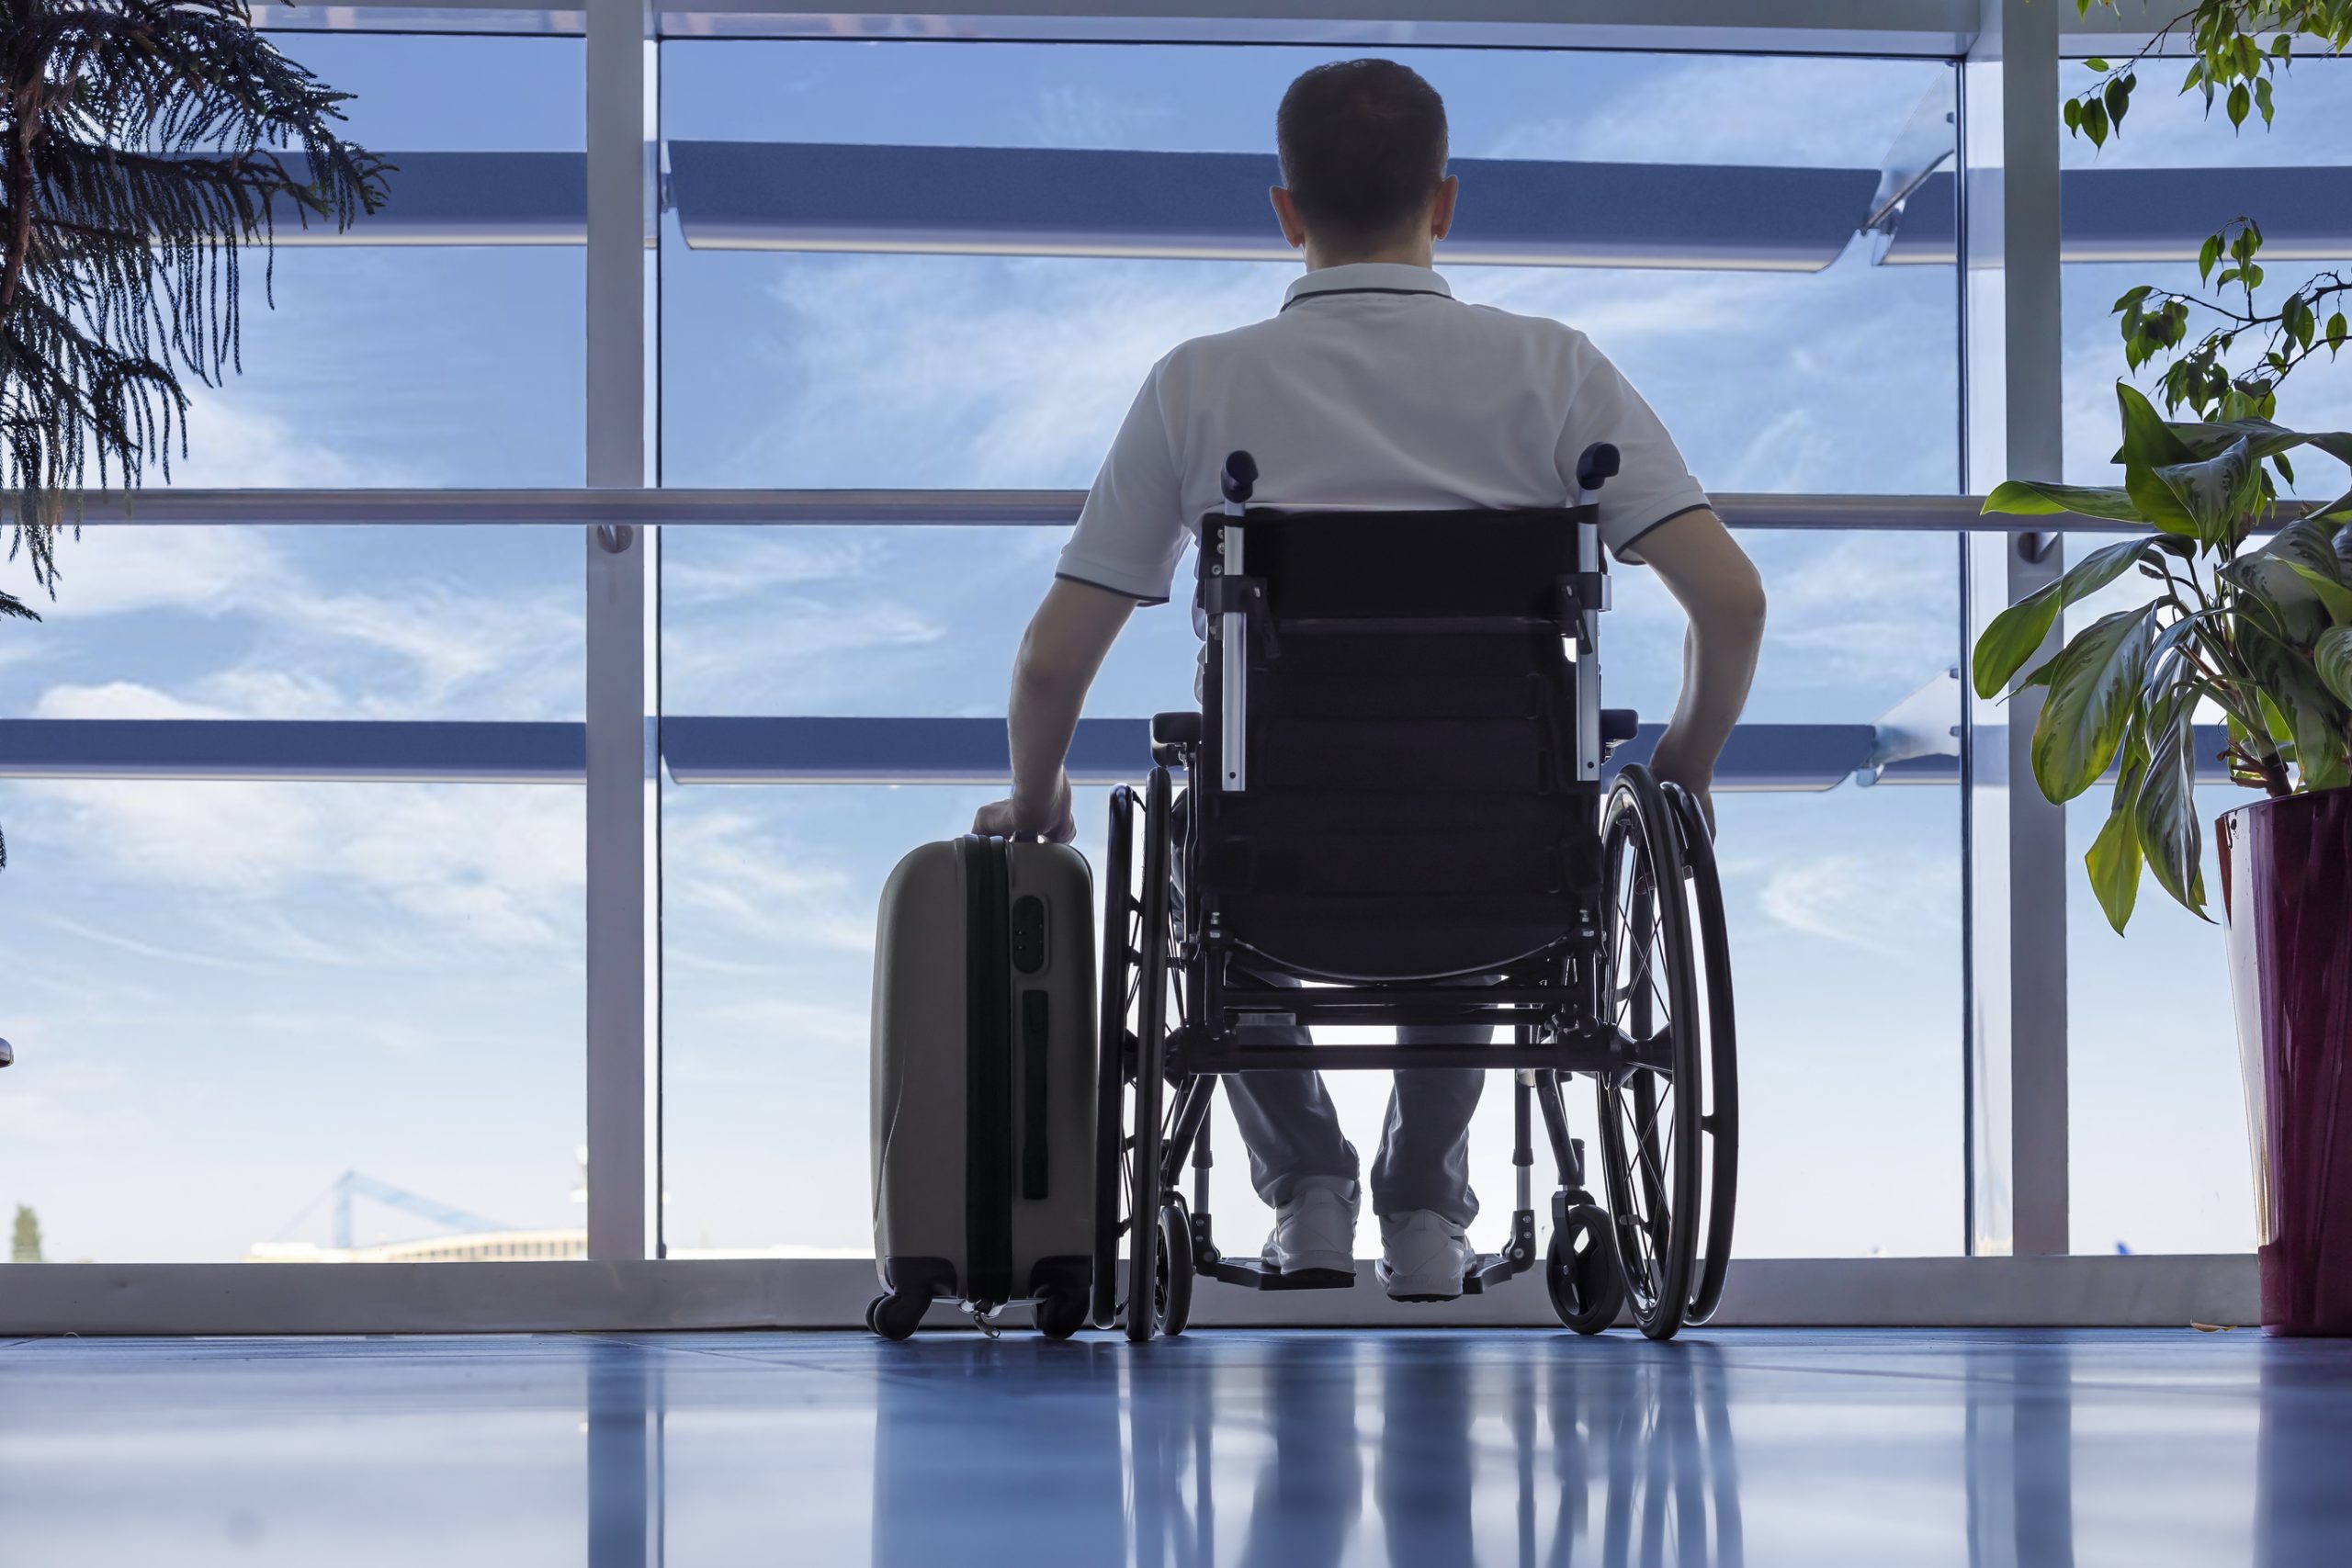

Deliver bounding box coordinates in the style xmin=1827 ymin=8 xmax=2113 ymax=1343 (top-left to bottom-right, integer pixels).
xmin=2152 ymin=435 xmax=2261 ymax=546
xmin=2111 ymin=385 xmax=2202 ymax=533
xmin=2319 ymin=626 xmax=2352 ymax=709
xmin=2287 ymin=562 xmax=2352 ymax=626
xmin=2228 ymin=82 xmax=2250 ymax=128
xmin=2229 ymin=520 xmax=2348 ymax=639
xmin=1970 ymin=537 xmax=2157 ymax=698
xmin=2085 ymin=56 xmax=2110 ymax=72
xmin=2255 ymin=74 xmax=2275 ymax=127
xmin=2033 ymin=605 xmax=2161 ymax=801
xmin=1980 ymin=479 xmax=2144 ymax=521
xmin=2105 ymin=75 xmax=2132 ymax=126
xmin=2242 ymin=620 xmax=2352 ymax=793
xmin=2086 ymin=780 xmax=2144 ymax=934
xmin=2064 ymin=96 xmax=2083 ymax=133
xmin=2085 ymin=96 xmax=2110 ymax=145
xmin=2134 ymin=698 xmax=2209 ymax=919
xmin=2328 ymin=312 xmax=2347 ymax=354
xmin=2163 ymin=418 xmax=2352 ymax=469
xmin=2198 ymin=231 xmax=2222 ymax=281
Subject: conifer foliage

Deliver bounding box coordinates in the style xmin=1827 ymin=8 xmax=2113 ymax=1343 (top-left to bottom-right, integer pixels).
xmin=0 ymin=0 xmax=387 ymax=626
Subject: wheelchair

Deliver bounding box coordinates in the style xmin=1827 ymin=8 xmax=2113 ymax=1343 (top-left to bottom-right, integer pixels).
xmin=1090 ymin=446 xmax=1738 ymax=1342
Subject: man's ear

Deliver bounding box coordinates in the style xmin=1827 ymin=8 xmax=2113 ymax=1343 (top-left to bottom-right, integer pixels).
xmin=1269 ymin=186 xmax=1307 ymax=250
xmin=1430 ymin=175 xmax=1460 ymax=242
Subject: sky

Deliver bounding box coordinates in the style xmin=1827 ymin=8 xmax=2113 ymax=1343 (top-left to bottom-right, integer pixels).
xmin=2 ymin=32 xmax=2344 ymax=1263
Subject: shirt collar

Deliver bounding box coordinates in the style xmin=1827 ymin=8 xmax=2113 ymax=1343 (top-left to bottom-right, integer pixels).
xmin=1283 ymin=262 xmax=1453 ymax=309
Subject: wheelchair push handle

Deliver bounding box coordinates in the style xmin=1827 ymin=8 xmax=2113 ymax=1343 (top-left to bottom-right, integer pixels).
xmin=1575 ymin=441 xmax=1620 ymax=498
xmin=1220 ymin=450 xmax=1258 ymax=513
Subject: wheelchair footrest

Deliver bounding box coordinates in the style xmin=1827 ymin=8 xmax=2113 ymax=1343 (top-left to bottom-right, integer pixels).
xmin=1206 ymin=1258 xmax=1359 ymax=1292
xmin=1456 ymin=1252 xmax=1522 ymax=1294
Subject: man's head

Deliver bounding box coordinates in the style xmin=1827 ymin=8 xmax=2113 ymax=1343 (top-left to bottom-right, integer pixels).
xmin=1272 ymin=59 xmax=1456 ymax=265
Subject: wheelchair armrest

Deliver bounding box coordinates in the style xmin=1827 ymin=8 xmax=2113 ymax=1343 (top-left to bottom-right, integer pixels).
xmin=1151 ymin=711 xmax=1201 ymax=766
xmin=1600 ymin=708 xmax=1639 ymax=745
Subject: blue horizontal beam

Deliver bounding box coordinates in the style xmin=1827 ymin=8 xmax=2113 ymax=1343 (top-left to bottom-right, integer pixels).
xmin=0 ymin=717 xmax=2238 ymax=790
xmin=0 ymin=719 xmax=585 ymax=783
xmin=276 ymin=152 xmax=587 ymax=245
xmin=669 ymin=143 xmax=1873 ymax=271
xmin=1880 ymin=166 xmax=2352 ymax=265
xmin=279 ymin=148 xmax=2352 ymax=270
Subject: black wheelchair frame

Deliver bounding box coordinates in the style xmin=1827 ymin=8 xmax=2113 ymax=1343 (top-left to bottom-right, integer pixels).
xmin=1090 ymin=447 xmax=1740 ymax=1342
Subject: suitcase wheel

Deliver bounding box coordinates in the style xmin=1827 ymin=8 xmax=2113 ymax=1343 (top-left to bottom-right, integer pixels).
xmin=869 ymin=1292 xmax=925 ymax=1342
xmin=1035 ymin=1286 xmax=1087 ymax=1341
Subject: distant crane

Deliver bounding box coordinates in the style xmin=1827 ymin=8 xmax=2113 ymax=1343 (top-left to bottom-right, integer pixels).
xmin=330 ymin=1171 xmax=506 ymax=1250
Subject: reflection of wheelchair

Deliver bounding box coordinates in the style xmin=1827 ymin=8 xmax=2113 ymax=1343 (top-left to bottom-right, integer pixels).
xmin=1091 ymin=446 xmax=1739 ymax=1342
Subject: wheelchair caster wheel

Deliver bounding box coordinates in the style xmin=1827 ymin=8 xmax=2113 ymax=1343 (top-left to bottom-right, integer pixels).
xmin=869 ymin=1292 xmax=925 ymax=1342
xmin=1154 ymin=1199 xmax=1194 ymax=1337
xmin=1035 ymin=1287 xmax=1087 ymax=1341
xmin=1546 ymin=1205 xmax=1623 ymax=1335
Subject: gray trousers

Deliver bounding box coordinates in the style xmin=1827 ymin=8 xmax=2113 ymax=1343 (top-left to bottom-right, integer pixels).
xmin=1174 ymin=794 xmax=1484 ymax=1227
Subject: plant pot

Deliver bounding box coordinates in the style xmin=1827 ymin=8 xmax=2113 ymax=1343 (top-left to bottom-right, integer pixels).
xmin=2219 ymin=788 xmax=2352 ymax=1336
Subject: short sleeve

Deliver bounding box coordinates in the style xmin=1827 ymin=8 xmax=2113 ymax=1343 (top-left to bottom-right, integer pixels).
xmin=1556 ymin=351 xmax=1712 ymax=565
xmin=1056 ymin=361 xmax=1190 ymax=605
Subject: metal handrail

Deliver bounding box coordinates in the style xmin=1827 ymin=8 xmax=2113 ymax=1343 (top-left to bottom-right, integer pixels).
xmin=51 ymin=487 xmax=2156 ymax=533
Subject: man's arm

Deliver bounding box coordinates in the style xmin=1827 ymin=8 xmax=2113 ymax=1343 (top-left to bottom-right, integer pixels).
xmin=972 ymin=578 xmax=1136 ymax=842
xmin=1629 ymin=508 xmax=1767 ymax=833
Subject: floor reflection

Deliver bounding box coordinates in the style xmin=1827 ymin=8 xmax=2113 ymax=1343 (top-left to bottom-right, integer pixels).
xmin=1115 ymin=1337 xmax=1744 ymax=1568
xmin=381 ymin=1328 xmax=2352 ymax=1568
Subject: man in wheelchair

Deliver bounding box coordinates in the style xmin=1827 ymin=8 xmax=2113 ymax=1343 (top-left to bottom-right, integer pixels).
xmin=974 ymin=60 xmax=1765 ymax=1316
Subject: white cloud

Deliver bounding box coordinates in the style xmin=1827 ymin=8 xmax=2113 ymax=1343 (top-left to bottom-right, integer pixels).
xmin=1480 ymin=57 xmax=1950 ymax=169
xmin=0 ymin=1054 xmax=145 ymax=1145
xmin=1759 ymin=850 xmax=1959 ymax=957
xmin=1032 ymin=84 xmax=1180 ymax=150
xmin=25 ymin=525 xmax=279 ymax=621
xmin=662 ymin=803 xmax=876 ymax=955
xmin=736 ymin=254 xmax=1277 ymax=487
xmin=33 ymin=680 xmax=230 ymax=720
xmin=16 ymin=774 xmax=584 ymax=950
xmin=662 ymin=534 xmax=897 ymax=607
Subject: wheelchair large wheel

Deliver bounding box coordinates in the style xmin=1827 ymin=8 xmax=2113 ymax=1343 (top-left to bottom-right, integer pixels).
xmin=1124 ymin=771 xmax=1178 ymax=1342
xmin=1593 ymin=765 xmax=1705 ymax=1341
xmin=1662 ymin=783 xmax=1740 ymax=1326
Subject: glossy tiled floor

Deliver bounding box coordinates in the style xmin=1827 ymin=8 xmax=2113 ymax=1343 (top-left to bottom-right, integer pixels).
xmin=5 ymin=1328 xmax=2348 ymax=1565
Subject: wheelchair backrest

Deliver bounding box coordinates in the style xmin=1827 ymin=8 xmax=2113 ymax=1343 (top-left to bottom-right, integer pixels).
xmin=1190 ymin=506 xmax=1608 ymax=982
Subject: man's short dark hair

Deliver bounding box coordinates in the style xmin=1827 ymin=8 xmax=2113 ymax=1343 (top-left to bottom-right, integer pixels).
xmin=1276 ymin=60 xmax=1449 ymax=245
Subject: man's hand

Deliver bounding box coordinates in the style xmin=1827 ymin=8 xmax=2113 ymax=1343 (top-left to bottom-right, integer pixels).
xmin=972 ymin=770 xmax=1077 ymax=844
xmin=1647 ymin=729 xmax=1716 ymax=838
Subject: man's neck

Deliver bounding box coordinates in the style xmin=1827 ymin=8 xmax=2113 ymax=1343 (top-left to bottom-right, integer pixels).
xmin=1302 ymin=241 xmax=1435 ymax=272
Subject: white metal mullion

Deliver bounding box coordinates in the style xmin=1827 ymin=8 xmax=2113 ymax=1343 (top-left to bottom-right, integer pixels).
xmin=1962 ymin=0 xmax=2067 ymax=1259
xmin=584 ymin=0 xmax=655 ymax=1264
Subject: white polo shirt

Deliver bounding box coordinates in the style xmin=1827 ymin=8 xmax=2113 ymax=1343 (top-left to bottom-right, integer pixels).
xmin=1056 ymin=262 xmax=1713 ymax=606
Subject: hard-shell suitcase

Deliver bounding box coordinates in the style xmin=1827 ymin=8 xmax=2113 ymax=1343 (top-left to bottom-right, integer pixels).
xmin=868 ymin=834 xmax=1096 ymax=1338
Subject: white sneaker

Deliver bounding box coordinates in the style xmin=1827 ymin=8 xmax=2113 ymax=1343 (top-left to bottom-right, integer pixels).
xmin=1261 ymin=1175 xmax=1360 ymax=1276
xmin=1377 ymin=1211 xmax=1472 ymax=1302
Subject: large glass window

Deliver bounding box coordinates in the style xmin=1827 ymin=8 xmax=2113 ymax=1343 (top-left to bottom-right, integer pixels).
xmin=658 ymin=42 xmax=1966 ymax=1259
xmin=2056 ymin=60 xmax=2352 ymax=1254
xmin=659 ymin=43 xmax=1959 ymax=493
xmin=0 ymin=26 xmax=589 ymax=1264
xmin=168 ymin=32 xmax=585 ymax=489
xmin=0 ymin=780 xmax=582 ymax=1263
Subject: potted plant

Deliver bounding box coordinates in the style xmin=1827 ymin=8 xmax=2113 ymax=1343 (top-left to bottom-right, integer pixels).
xmin=1974 ymin=387 xmax=2352 ymax=1334
xmin=1985 ymin=0 xmax=2352 ymax=1335
xmin=0 ymin=0 xmax=385 ymax=868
